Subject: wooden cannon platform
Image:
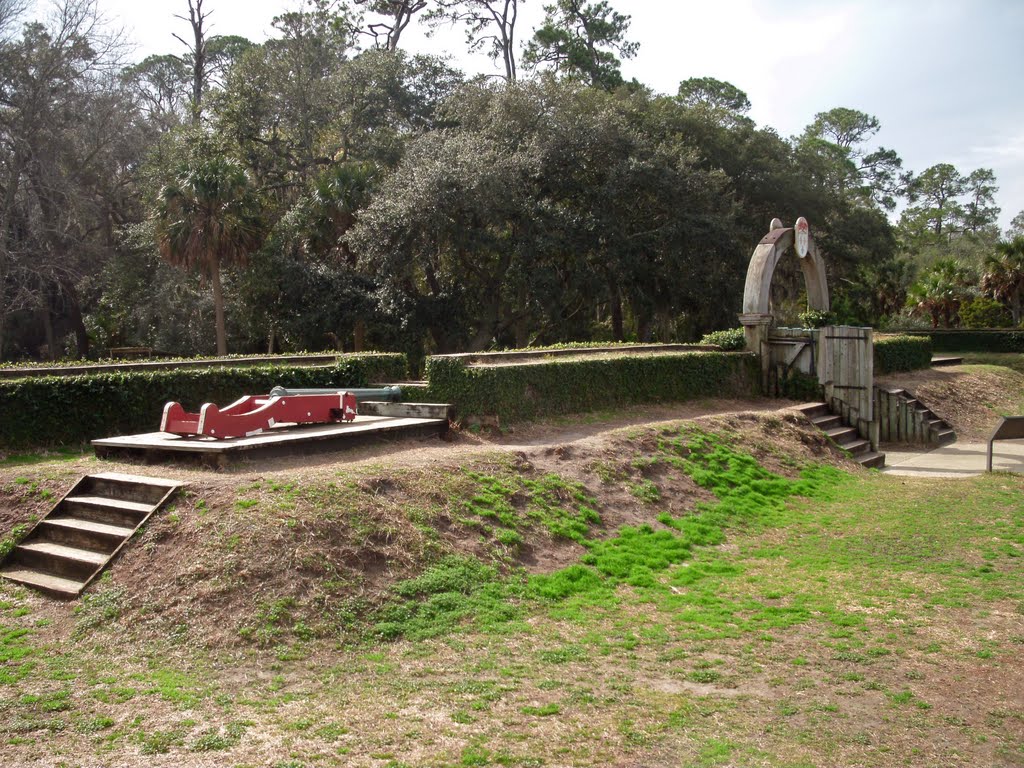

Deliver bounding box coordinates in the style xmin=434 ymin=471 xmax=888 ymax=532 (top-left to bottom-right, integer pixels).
xmin=92 ymin=401 xmax=452 ymax=467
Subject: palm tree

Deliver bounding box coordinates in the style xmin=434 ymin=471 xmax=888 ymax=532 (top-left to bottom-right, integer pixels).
xmin=906 ymin=259 xmax=975 ymax=328
xmin=307 ymin=161 xmax=379 ymax=266
xmin=306 ymin=161 xmax=379 ymax=350
xmin=981 ymin=237 xmax=1024 ymax=326
xmin=154 ymin=156 xmax=263 ymax=356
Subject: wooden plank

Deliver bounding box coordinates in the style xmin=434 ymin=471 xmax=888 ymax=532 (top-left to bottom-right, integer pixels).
xmin=92 ymin=415 xmax=449 ymax=465
xmin=0 ymin=568 xmax=84 ymax=597
xmin=359 ymin=402 xmax=453 ymax=420
xmin=17 ymin=541 xmax=107 ymax=566
xmin=92 ymin=415 xmax=443 ymax=453
xmin=89 ymin=472 xmax=183 ymax=489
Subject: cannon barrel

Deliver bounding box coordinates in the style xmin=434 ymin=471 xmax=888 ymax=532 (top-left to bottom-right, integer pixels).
xmin=268 ymin=385 xmax=402 ymax=402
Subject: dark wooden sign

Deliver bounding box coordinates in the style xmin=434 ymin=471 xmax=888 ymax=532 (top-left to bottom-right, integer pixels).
xmin=987 ymin=416 xmax=1024 ymax=472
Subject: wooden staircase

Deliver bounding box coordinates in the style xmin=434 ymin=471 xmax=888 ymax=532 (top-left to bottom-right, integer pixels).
xmin=794 ymin=403 xmax=886 ymax=469
xmin=876 ymin=387 xmax=956 ymax=446
xmin=0 ymin=472 xmax=183 ymax=598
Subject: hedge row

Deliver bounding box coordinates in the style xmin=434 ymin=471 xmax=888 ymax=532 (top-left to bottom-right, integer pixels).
xmin=0 ymin=354 xmax=406 ymax=449
xmin=892 ymin=329 xmax=1024 ymax=354
xmin=424 ymin=351 xmax=760 ymax=424
xmin=874 ymin=335 xmax=933 ymax=374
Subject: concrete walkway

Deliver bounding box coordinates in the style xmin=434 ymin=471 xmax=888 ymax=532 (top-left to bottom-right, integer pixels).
xmin=881 ymin=440 xmax=1024 ymax=478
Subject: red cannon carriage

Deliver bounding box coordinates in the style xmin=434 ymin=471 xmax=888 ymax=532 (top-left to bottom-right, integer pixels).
xmin=160 ymin=386 xmax=401 ymax=439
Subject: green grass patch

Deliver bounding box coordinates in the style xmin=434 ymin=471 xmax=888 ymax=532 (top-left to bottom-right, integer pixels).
xmin=0 ymin=447 xmax=88 ymax=467
xmin=375 ymin=428 xmax=848 ymax=642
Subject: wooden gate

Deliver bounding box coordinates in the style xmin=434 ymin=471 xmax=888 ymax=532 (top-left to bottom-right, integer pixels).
xmin=816 ymin=325 xmax=877 ymax=448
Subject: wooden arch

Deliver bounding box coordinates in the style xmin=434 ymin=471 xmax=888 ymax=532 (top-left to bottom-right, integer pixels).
xmin=738 ymin=218 xmax=829 ymax=351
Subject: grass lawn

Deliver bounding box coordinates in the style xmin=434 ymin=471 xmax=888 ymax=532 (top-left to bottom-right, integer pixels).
xmin=0 ymin=422 xmax=1022 ymax=767
xmin=954 ymin=351 xmax=1024 ymax=374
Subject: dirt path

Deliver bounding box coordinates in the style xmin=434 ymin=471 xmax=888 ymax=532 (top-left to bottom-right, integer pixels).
xmin=242 ymin=397 xmax=800 ymax=480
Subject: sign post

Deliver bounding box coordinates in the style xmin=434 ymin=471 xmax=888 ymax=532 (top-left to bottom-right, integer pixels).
xmin=794 ymin=216 xmax=810 ymax=259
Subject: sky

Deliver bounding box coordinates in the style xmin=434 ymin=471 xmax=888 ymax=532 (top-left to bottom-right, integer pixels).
xmin=34 ymin=0 xmax=1024 ymax=231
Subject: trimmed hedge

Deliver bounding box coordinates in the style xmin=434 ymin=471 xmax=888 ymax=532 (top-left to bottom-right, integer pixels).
xmin=0 ymin=353 xmax=407 ymax=449
xmin=424 ymin=351 xmax=760 ymax=424
xmin=891 ymin=329 xmax=1024 ymax=353
xmin=874 ymin=335 xmax=932 ymax=374
xmin=698 ymin=327 xmax=745 ymax=351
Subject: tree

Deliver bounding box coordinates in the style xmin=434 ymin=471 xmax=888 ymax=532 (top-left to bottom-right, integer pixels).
xmin=349 ymin=80 xmax=739 ymax=350
xmin=0 ymin=0 xmax=139 ymax=360
xmin=906 ymin=259 xmax=975 ymax=328
xmin=797 ymin=107 xmax=905 ymax=210
xmin=675 ymin=77 xmax=750 ymax=126
xmin=962 ymin=167 xmax=1000 ymax=236
xmin=173 ymin=0 xmax=211 ymax=124
xmin=426 ymin=0 xmax=519 ymax=81
xmin=349 ymin=124 xmax=537 ymax=351
xmin=523 ymin=0 xmax=638 ymax=90
xmin=214 ymin=0 xmax=365 ymax=188
xmin=308 ymin=160 xmax=379 ymax=264
xmin=980 ymin=237 xmax=1024 ymax=326
xmin=356 ymin=0 xmax=428 ymax=51
xmin=0 ymin=0 xmax=27 ymax=40
xmin=1008 ymin=210 xmax=1024 ymax=240
xmin=899 ymin=163 xmax=968 ymax=243
xmin=154 ymin=152 xmax=263 ymax=355
xmin=123 ymin=53 xmax=192 ymax=130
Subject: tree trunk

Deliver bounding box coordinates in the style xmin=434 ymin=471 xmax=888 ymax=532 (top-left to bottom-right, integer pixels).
xmin=468 ymin=297 xmax=500 ymax=352
xmin=40 ymin=306 xmax=56 ymax=360
xmin=513 ymin=281 xmax=527 ymax=348
xmin=62 ymin=279 xmax=89 ymax=358
xmin=354 ymin=319 xmax=366 ymax=352
xmin=610 ymin=287 xmax=624 ymax=341
xmin=636 ymin=315 xmax=652 ymax=343
xmin=267 ymin=326 xmax=275 ymax=354
xmin=211 ymin=258 xmax=228 ymax=356
xmin=430 ymin=325 xmax=455 ymax=354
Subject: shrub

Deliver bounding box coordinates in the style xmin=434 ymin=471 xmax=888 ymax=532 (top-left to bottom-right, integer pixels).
xmin=698 ymin=328 xmax=746 ymax=351
xmin=798 ymin=309 xmax=838 ymax=329
xmin=425 ymin=351 xmax=759 ymax=424
xmin=874 ymin=335 xmax=932 ymax=374
xmin=958 ymin=298 xmax=1013 ymax=329
xmin=885 ymin=330 xmax=1024 ymax=353
xmin=0 ymin=353 xmax=406 ymax=448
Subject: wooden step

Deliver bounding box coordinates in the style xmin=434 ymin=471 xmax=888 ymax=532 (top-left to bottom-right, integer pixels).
xmin=38 ymin=517 xmax=135 ymax=550
xmin=935 ymin=429 xmax=956 ymax=445
xmin=793 ymin=402 xmax=830 ymax=420
xmin=825 ymin=426 xmax=857 ymax=442
xmin=0 ymin=567 xmax=85 ymax=598
xmin=841 ymin=438 xmax=870 ymax=455
xmin=16 ymin=540 xmax=108 ymax=565
xmin=0 ymin=472 xmax=183 ymax=599
xmin=12 ymin=541 xmax=106 ymax=580
xmin=812 ymin=415 xmax=842 ymax=430
xmin=85 ymin=473 xmax=179 ymax=505
xmin=62 ymin=495 xmax=153 ymax=528
xmin=857 ymin=451 xmax=886 ymax=469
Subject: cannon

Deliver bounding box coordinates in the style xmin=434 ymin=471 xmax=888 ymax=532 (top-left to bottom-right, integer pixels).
xmin=160 ymin=385 xmax=403 ymax=439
